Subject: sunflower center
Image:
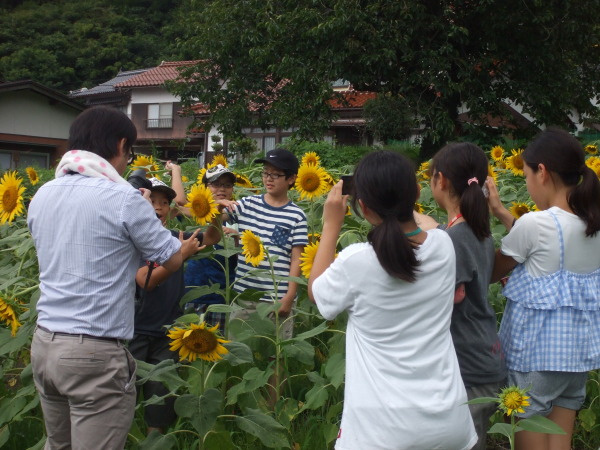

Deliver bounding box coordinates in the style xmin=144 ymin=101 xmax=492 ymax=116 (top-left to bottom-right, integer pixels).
xmin=2 ymin=188 xmax=17 ymax=212
xmin=515 ymin=206 xmax=529 ymax=217
xmin=513 ymin=155 xmax=524 ymax=170
xmin=302 ymin=174 xmax=321 ymax=192
xmin=183 ymin=328 xmax=218 ymax=354
xmin=502 ymin=391 xmax=523 ymax=410
xmin=192 ymin=196 xmax=210 ymax=217
xmin=247 ymin=238 xmax=261 ymax=256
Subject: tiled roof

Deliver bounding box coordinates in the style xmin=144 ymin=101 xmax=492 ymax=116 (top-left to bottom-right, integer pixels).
xmin=329 ymin=90 xmax=377 ymax=109
xmin=69 ymin=69 xmax=149 ymax=97
xmin=115 ymin=61 xmax=200 ymax=88
xmin=191 ymin=90 xmax=377 ymax=115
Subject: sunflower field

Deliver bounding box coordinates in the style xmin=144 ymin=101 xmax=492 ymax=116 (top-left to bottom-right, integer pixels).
xmin=1 ymin=140 xmax=600 ymax=449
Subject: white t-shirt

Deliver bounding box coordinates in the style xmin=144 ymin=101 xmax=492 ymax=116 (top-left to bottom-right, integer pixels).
xmin=313 ymin=229 xmax=477 ymax=450
xmin=501 ymin=207 xmax=600 ymax=277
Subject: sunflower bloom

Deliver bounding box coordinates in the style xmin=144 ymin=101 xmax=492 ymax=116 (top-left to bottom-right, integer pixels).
xmin=506 ymin=149 xmax=525 ymax=176
xmin=241 ymin=229 xmax=265 ymax=267
xmin=0 ymin=297 xmax=21 ymax=336
xmin=585 ymin=156 xmax=600 ymax=178
xmin=414 ymin=203 xmax=424 ymax=214
xmin=509 ymin=202 xmax=531 ymax=219
xmin=488 ymin=164 xmax=498 ymax=183
xmin=185 ymin=183 xmax=219 ymax=225
xmin=0 ymin=171 xmax=26 ymax=224
xmin=25 ymin=167 xmax=40 ymax=185
xmin=181 ymin=175 xmax=189 ymax=182
xmin=498 ymin=386 xmax=531 ymax=416
xmin=208 ymin=154 xmax=228 ymax=168
xmin=417 ymin=160 xmax=431 ymax=180
xmin=300 ymin=241 xmax=319 ymax=278
xmin=295 ymin=164 xmax=329 ymax=200
xmin=301 ymin=152 xmax=320 ymax=166
xmin=197 ymin=167 xmax=207 ymax=183
xmin=130 ymin=155 xmax=160 ymax=178
xmin=168 ymin=322 xmax=230 ymax=362
xmin=584 ymin=144 xmax=598 ymax=155
xmin=235 ymin=173 xmax=254 ymax=188
xmin=490 ymin=145 xmax=505 ymax=162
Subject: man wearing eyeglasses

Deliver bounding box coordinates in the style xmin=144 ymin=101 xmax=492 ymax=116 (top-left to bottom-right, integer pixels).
xmin=27 ymin=106 xmax=183 ymax=449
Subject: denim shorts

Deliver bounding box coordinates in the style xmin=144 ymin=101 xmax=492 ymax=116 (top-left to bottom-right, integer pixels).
xmin=508 ymin=370 xmax=588 ymax=418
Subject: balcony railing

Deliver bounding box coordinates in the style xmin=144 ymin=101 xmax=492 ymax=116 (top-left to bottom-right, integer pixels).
xmin=146 ymin=118 xmax=173 ymax=129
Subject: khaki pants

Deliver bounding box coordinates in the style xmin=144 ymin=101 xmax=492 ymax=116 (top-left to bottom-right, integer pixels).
xmin=31 ymin=327 xmax=137 ymax=450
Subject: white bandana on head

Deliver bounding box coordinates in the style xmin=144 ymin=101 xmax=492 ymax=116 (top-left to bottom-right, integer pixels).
xmin=55 ymin=150 xmax=130 ymax=186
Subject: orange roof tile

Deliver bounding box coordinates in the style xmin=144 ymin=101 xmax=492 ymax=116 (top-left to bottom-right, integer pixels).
xmin=116 ymin=60 xmax=200 ymax=88
xmin=329 ymin=90 xmax=377 ymax=109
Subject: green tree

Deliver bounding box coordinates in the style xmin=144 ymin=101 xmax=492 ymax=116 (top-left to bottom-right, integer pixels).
xmin=171 ymin=0 xmax=600 ymax=151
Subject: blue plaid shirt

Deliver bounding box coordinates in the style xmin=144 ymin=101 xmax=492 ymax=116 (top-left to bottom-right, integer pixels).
xmin=499 ymin=211 xmax=600 ymax=372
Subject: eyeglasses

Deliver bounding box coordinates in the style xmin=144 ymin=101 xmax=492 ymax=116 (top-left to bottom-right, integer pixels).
xmin=261 ymin=171 xmax=285 ymax=180
xmin=127 ymin=145 xmax=135 ymax=165
xmin=208 ymin=182 xmax=234 ymax=189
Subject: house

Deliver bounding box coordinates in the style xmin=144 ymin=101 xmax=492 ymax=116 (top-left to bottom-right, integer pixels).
xmin=70 ymin=61 xmax=205 ymax=162
xmin=0 ymin=80 xmax=84 ymax=170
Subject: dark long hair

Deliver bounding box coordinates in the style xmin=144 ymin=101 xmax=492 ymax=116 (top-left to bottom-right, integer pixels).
xmin=431 ymin=142 xmax=491 ymax=240
xmin=350 ymin=151 xmax=420 ymax=282
xmin=68 ymin=106 xmax=137 ymax=160
xmin=524 ymin=127 xmax=600 ymax=236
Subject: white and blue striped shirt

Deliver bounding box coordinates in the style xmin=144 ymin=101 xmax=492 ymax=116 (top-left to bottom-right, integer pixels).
xmin=27 ymin=174 xmax=181 ymax=340
xmin=232 ymin=195 xmax=308 ymax=302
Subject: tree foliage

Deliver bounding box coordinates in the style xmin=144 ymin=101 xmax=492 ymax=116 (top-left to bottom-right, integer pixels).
xmin=171 ymin=0 xmax=600 ymax=147
xmin=0 ymin=0 xmax=185 ymax=91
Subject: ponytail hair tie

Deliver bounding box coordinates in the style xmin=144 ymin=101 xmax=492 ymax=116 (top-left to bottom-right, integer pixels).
xmin=467 ymin=177 xmax=478 ymax=186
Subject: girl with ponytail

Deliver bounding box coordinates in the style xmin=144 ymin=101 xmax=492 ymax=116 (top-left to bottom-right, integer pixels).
xmin=488 ymin=128 xmax=600 ymax=450
xmin=430 ymin=142 xmax=507 ymax=450
xmin=308 ymin=151 xmax=477 ymax=450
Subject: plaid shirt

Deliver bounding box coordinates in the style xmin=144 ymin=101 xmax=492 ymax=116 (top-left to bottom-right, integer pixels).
xmin=499 ymin=211 xmax=600 ymax=372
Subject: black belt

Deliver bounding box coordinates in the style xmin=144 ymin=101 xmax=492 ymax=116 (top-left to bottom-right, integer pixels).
xmin=36 ymin=325 xmax=123 ymax=344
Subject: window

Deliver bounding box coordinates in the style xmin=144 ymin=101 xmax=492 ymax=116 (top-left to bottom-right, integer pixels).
xmin=147 ymin=103 xmax=173 ymax=128
xmin=0 ymin=150 xmax=49 ymax=170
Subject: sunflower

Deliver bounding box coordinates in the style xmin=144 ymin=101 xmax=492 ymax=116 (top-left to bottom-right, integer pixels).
xmin=130 ymin=155 xmax=160 ymax=178
xmin=197 ymin=167 xmax=207 ymax=183
xmin=301 ymin=152 xmax=320 ymax=166
xmin=498 ymin=386 xmax=531 ymax=416
xmin=181 ymin=175 xmax=189 ymax=183
xmin=0 ymin=297 xmax=21 ymax=337
xmin=509 ymin=202 xmax=531 ymax=219
xmin=300 ymin=241 xmax=319 ymax=278
xmin=168 ymin=322 xmax=230 ymax=362
xmin=208 ymin=154 xmax=228 ymax=168
xmin=295 ymin=164 xmax=329 ymax=200
xmin=488 ymin=164 xmax=498 ymax=183
xmin=417 ymin=160 xmax=431 ymax=180
xmin=0 ymin=171 xmax=26 ymax=224
xmin=323 ymin=171 xmax=336 ymax=189
xmin=185 ymin=183 xmax=219 ymax=225
xmin=234 ymin=172 xmax=254 ymax=188
xmin=414 ymin=203 xmax=424 ymax=214
xmin=308 ymin=232 xmax=321 ymax=244
xmin=505 ymin=148 xmax=525 ymax=176
xmin=489 ymin=145 xmax=505 ymax=162
xmin=241 ymin=229 xmax=265 ymax=267
xmin=586 ymin=156 xmax=600 ymax=178
xmin=25 ymin=167 xmax=40 ymax=185
xmin=584 ymin=144 xmax=598 ymax=155
xmin=495 ymin=158 xmax=507 ymax=169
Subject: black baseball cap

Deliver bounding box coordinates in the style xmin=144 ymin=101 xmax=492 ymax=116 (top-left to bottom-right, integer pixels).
xmin=255 ymin=148 xmax=299 ymax=173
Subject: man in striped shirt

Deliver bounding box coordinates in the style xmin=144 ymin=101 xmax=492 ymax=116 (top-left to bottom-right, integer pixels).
xmin=229 ymin=148 xmax=308 ymax=340
xmin=27 ymin=107 xmax=183 ymax=449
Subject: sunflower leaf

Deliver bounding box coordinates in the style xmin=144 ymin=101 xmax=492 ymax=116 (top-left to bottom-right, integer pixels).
xmin=234 ymin=408 xmax=290 ymax=448
xmin=516 ymin=415 xmax=566 ymax=434
xmin=135 ymin=360 xmax=188 ymax=392
xmin=226 ymin=367 xmax=274 ymax=405
xmin=280 ymin=339 xmax=314 ymax=365
xmin=324 ymin=353 xmax=345 ymax=389
xmin=136 ymin=430 xmax=177 ymax=450
xmin=222 ymin=341 xmax=254 ymax=366
xmin=174 ymin=389 xmax=222 ymax=438
xmin=487 ymin=422 xmax=513 ymax=439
